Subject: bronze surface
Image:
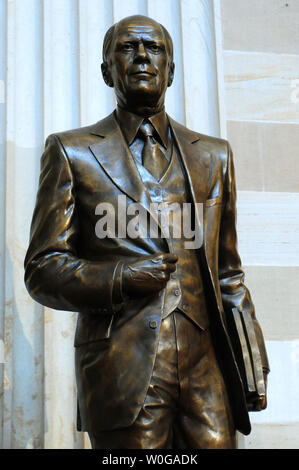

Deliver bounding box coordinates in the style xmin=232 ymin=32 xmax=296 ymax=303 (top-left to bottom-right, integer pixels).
xmin=24 ymin=14 xmax=269 ymax=449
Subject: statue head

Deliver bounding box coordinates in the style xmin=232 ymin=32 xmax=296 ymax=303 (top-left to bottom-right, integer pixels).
xmin=101 ymin=15 xmax=175 ymax=115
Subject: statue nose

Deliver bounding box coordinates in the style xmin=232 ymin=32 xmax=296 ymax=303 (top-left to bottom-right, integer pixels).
xmin=134 ymin=43 xmax=149 ymax=62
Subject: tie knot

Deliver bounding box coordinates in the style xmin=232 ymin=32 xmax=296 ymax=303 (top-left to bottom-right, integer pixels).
xmin=139 ymin=121 xmax=154 ymax=139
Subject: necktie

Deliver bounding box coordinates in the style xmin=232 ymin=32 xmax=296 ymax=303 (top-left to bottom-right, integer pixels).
xmin=139 ymin=121 xmax=168 ymax=181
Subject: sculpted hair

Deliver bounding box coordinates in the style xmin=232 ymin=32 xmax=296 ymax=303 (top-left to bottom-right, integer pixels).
xmin=102 ymin=24 xmax=117 ymax=65
xmin=102 ymin=21 xmax=174 ymax=65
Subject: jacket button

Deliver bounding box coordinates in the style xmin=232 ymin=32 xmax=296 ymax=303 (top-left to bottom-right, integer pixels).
xmin=149 ymin=320 xmax=158 ymax=329
xmin=174 ymin=289 xmax=180 ymax=296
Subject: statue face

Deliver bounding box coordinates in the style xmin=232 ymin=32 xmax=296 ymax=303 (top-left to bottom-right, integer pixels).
xmin=104 ymin=18 xmax=174 ymax=110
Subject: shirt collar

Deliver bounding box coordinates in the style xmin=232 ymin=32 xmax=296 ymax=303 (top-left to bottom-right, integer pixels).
xmin=116 ymin=106 xmax=169 ymax=149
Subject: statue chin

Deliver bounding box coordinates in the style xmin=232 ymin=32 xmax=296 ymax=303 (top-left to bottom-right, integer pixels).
xmin=116 ymin=82 xmax=166 ymax=110
xmin=121 ymin=91 xmax=165 ymax=115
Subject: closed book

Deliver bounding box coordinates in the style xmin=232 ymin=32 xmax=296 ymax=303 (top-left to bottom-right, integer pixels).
xmin=228 ymin=307 xmax=266 ymax=402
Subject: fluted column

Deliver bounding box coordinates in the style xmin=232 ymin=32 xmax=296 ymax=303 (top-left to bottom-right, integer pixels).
xmin=0 ymin=0 xmax=221 ymax=449
xmin=42 ymin=0 xmax=83 ymax=449
xmin=180 ymin=0 xmax=220 ymax=136
xmin=4 ymin=0 xmax=44 ymax=449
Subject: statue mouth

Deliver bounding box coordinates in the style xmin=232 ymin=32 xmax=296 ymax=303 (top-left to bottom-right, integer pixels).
xmin=129 ymin=67 xmax=156 ymax=77
xmin=131 ymin=72 xmax=153 ymax=75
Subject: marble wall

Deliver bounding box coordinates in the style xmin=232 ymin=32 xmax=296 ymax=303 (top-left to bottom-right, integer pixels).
xmin=1 ymin=0 xmax=298 ymax=449
xmin=218 ymin=0 xmax=299 ymax=449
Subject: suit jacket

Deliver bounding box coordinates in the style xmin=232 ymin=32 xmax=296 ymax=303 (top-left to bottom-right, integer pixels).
xmin=24 ymin=111 xmax=269 ymax=436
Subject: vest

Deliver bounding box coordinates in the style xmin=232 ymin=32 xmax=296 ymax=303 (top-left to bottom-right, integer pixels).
xmin=133 ymin=134 xmax=209 ymax=330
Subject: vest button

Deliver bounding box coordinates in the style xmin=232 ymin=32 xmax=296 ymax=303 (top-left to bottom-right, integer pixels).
xmin=174 ymin=289 xmax=180 ymax=296
xmin=149 ymin=320 xmax=158 ymax=329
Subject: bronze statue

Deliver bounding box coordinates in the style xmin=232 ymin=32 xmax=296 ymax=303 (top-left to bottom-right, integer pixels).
xmin=24 ymin=15 xmax=269 ymax=449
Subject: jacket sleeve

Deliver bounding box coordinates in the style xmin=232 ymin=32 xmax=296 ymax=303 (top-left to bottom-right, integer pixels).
xmin=218 ymin=141 xmax=270 ymax=373
xmin=24 ymin=134 xmax=123 ymax=313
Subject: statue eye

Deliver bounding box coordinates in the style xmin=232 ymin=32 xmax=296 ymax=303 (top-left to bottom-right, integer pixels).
xmin=121 ymin=43 xmax=134 ymax=52
xmin=148 ymin=44 xmax=160 ymax=53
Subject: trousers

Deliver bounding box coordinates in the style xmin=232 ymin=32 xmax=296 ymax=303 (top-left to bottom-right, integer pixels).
xmin=89 ymin=310 xmax=236 ymax=449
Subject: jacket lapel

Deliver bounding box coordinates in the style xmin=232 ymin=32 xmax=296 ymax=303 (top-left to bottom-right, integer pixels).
xmin=168 ymin=116 xmax=211 ymax=204
xmin=169 ymin=117 xmax=210 ymax=250
xmin=89 ymin=112 xmax=152 ymax=212
xmin=89 ymin=112 xmax=168 ymax=244
xmin=169 ymin=117 xmax=221 ymax=304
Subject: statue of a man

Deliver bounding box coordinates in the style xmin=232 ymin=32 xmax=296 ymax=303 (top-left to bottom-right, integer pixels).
xmin=24 ymin=15 xmax=269 ymax=449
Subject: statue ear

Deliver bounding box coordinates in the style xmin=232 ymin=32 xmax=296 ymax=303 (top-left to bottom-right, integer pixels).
xmin=101 ymin=62 xmax=113 ymax=88
xmin=167 ymin=62 xmax=175 ymax=87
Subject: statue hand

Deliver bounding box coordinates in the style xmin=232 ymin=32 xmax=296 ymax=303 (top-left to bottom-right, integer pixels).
xmin=123 ymin=253 xmax=178 ymax=297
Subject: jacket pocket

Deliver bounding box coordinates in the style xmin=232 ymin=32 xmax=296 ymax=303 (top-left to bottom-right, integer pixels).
xmin=74 ymin=312 xmax=114 ymax=347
